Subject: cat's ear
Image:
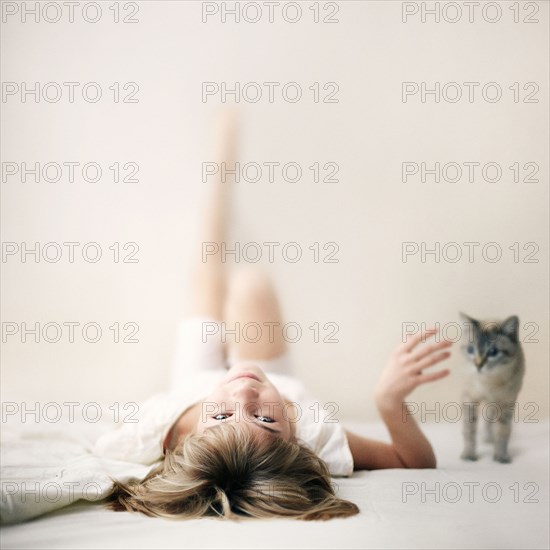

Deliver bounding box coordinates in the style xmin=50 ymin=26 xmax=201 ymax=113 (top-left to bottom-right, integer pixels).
xmin=501 ymin=315 xmax=520 ymax=342
xmin=459 ymin=312 xmax=479 ymax=326
xmin=460 ymin=312 xmax=479 ymax=344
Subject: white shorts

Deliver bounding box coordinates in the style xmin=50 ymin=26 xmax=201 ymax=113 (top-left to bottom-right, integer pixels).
xmin=170 ymin=316 xmax=294 ymax=390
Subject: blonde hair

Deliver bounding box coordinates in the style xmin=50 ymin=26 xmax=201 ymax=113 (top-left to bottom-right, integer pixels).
xmin=105 ymin=422 xmax=359 ymax=521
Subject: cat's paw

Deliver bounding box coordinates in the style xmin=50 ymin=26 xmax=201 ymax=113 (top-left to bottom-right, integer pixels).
xmin=493 ymin=453 xmax=512 ymax=464
xmin=460 ymin=451 xmax=478 ymax=461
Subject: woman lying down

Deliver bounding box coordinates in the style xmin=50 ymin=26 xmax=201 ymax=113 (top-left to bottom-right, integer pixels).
xmin=94 ymin=113 xmax=453 ymax=521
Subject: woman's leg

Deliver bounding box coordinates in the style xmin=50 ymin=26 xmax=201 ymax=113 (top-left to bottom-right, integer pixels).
xmin=184 ymin=111 xmax=237 ymax=320
xmin=224 ymin=267 xmax=287 ymax=361
xmin=171 ymin=112 xmax=238 ymax=385
xmin=182 ymin=112 xmax=287 ymax=366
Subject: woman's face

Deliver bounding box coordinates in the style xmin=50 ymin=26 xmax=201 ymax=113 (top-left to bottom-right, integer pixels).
xmin=194 ymin=364 xmax=296 ymax=441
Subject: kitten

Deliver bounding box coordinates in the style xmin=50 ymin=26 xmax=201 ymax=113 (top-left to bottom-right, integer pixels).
xmin=459 ymin=313 xmax=525 ymax=463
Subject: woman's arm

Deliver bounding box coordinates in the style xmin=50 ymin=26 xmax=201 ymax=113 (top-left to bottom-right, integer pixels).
xmin=345 ymin=407 xmax=436 ymax=469
xmin=345 ymin=430 xmax=408 ymax=469
xmin=347 ymin=329 xmax=452 ymax=470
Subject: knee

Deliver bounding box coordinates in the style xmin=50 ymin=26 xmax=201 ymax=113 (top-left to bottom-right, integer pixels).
xmin=227 ymin=267 xmax=275 ymax=306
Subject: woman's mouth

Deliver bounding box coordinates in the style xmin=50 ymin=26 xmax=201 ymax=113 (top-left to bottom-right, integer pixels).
xmin=229 ymin=373 xmax=260 ymax=382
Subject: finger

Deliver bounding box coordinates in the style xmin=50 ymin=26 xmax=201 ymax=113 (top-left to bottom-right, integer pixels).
xmin=409 ymin=340 xmax=453 ymax=363
xmin=398 ymin=328 xmax=438 ymax=354
xmin=416 ymin=369 xmax=450 ymax=384
xmin=411 ymin=351 xmax=451 ymax=373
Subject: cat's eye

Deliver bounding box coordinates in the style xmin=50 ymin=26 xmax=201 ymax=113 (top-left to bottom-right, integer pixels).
xmin=487 ymin=347 xmax=499 ymax=357
xmin=466 ymin=344 xmax=475 ymax=355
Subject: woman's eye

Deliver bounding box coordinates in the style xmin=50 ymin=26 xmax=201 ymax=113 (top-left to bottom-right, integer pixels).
xmin=256 ymin=415 xmax=274 ymax=423
xmin=213 ymin=413 xmax=232 ymax=421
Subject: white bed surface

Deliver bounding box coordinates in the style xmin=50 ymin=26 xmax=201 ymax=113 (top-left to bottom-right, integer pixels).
xmin=2 ymin=418 xmax=549 ymax=550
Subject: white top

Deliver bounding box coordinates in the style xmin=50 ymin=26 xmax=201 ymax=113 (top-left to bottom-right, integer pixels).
xmin=92 ymin=370 xmax=354 ymax=477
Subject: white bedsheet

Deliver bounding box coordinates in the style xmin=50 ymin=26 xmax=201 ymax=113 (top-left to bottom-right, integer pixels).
xmin=1 ymin=417 xmax=548 ymax=549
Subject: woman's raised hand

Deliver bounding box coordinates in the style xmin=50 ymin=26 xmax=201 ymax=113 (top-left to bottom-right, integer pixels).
xmin=374 ymin=329 xmax=452 ymax=411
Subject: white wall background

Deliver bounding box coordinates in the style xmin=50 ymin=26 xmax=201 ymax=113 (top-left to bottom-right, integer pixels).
xmin=2 ymin=1 xmax=549 ymax=422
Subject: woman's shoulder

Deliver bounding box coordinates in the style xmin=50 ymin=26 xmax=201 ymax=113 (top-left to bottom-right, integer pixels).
xmin=270 ymin=375 xmax=354 ymax=478
xmin=295 ymin=413 xmax=354 ymax=477
xmin=91 ymin=391 xmax=185 ymax=463
xmin=92 ymin=378 xmax=216 ymax=465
